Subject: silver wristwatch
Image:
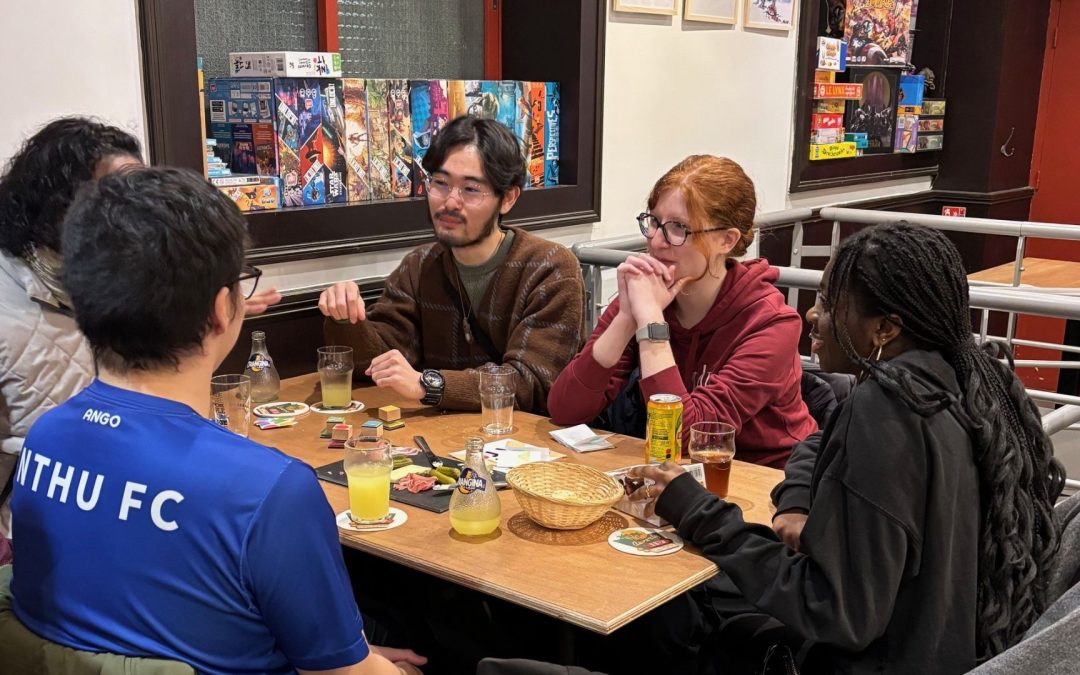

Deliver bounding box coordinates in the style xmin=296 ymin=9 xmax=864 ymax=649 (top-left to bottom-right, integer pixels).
xmin=635 ymin=322 xmax=670 ymax=343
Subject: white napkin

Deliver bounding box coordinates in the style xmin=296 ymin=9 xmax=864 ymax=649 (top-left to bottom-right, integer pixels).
xmin=549 ymin=424 xmax=615 ymax=453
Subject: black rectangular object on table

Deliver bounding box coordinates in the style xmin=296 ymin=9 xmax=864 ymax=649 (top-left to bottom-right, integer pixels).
xmin=315 ymin=455 xmax=507 ymax=514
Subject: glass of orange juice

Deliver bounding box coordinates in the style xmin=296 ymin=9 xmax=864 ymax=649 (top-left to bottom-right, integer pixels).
xmin=688 ymin=422 xmax=736 ymax=498
xmin=344 ymin=439 xmax=393 ymax=524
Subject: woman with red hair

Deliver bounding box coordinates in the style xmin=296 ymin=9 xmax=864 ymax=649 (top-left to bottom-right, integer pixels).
xmin=548 ymin=155 xmax=815 ymax=467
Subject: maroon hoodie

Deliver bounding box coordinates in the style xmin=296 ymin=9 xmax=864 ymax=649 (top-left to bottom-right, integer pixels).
xmin=548 ymin=259 xmax=816 ymax=468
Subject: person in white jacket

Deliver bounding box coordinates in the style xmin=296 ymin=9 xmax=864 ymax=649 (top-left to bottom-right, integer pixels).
xmin=0 ymin=118 xmax=143 ymax=539
xmin=0 ymin=117 xmax=282 ymax=542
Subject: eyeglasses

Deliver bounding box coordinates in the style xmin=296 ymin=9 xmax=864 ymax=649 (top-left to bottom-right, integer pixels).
xmin=637 ymin=213 xmax=730 ymax=247
xmin=236 ymin=265 xmax=262 ymax=299
xmin=426 ymin=175 xmax=492 ymax=206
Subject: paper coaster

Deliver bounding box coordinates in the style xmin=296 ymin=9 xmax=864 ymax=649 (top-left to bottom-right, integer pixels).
xmin=252 ymin=401 xmax=310 ymax=418
xmin=336 ymin=507 xmax=407 ymax=533
xmin=608 ymin=528 xmax=684 ymax=556
xmin=311 ymin=401 xmax=366 ymax=414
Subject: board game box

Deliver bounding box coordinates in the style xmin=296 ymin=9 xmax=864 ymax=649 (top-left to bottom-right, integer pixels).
xmin=845 ymin=68 xmax=899 ymax=153
xmin=274 ymin=78 xmax=304 ymax=207
xmin=388 ymin=79 xmax=413 ymax=198
xmin=366 ymin=79 xmax=392 ymax=200
xmin=292 ymin=80 xmax=326 ymax=206
xmin=410 ymin=79 xmax=449 ymax=197
xmin=843 ymin=0 xmax=914 ymax=67
xmin=544 ymin=82 xmax=560 ymax=186
xmin=342 ymin=79 xmax=370 ymax=202
xmin=320 ymin=79 xmax=348 ymax=204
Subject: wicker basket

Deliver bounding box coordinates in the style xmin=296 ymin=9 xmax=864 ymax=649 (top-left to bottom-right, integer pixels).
xmin=507 ymin=462 xmax=624 ymax=530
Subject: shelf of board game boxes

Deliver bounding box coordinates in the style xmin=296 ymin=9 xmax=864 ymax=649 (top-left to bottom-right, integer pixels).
xmin=203 ymin=73 xmax=562 ymax=213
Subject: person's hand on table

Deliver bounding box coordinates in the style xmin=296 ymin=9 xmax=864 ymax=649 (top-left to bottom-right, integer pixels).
xmin=630 ymin=461 xmax=688 ymax=503
xmin=244 ymin=287 xmax=282 ymax=316
xmin=371 ymin=645 xmax=427 ymax=674
xmin=772 ymin=512 xmax=808 ymax=551
xmin=366 ymin=350 xmax=424 ymax=401
xmin=319 ymin=281 xmax=367 ymax=323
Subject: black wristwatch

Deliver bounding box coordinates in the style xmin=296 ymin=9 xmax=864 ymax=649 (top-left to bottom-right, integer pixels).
xmin=419 ymin=369 xmax=446 ymax=406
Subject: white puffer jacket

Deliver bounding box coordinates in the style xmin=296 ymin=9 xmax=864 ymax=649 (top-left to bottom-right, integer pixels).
xmin=0 ymin=251 xmax=94 ymax=457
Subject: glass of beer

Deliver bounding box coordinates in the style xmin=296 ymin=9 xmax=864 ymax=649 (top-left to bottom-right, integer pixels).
xmin=318 ymin=346 xmax=354 ymax=409
xmin=688 ymin=422 xmax=736 ymax=498
xmin=210 ymin=374 xmax=251 ymax=437
xmin=479 ymin=364 xmax=515 ymax=435
xmin=343 ymin=439 xmax=394 ymax=524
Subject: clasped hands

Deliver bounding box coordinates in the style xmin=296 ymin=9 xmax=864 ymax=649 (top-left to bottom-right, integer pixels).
xmin=615 ymin=254 xmax=692 ymax=327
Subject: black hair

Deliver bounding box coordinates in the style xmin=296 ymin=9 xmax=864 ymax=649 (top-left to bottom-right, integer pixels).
xmin=61 ymin=167 xmax=249 ymax=374
xmin=0 ymin=117 xmax=141 ymax=257
xmin=823 ymin=221 xmax=1065 ymax=659
xmin=421 ymin=115 xmax=526 ymax=197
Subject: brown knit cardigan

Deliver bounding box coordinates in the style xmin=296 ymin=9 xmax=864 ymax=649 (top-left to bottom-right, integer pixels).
xmin=325 ymin=227 xmax=587 ymax=414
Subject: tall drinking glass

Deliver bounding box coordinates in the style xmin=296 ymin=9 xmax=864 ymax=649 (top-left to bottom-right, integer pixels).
xmin=479 ymin=364 xmax=515 ymax=435
xmin=318 ymin=346 xmax=354 ymax=409
xmin=210 ymin=374 xmax=251 ymax=437
xmin=687 ymin=422 xmax=736 ymax=498
xmin=344 ymin=439 xmax=393 ymax=524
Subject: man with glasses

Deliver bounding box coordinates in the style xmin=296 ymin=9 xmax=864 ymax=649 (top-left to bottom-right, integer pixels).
xmin=319 ymin=116 xmax=586 ymax=414
xmin=6 ymin=168 xmax=424 ymax=674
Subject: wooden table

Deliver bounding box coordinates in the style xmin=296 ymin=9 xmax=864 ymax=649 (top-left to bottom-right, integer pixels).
xmin=969 ymin=257 xmax=1080 ymax=287
xmin=268 ymin=374 xmax=784 ymax=635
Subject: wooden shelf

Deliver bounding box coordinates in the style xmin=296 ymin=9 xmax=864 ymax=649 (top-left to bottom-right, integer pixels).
xmin=138 ymin=0 xmax=606 ymax=261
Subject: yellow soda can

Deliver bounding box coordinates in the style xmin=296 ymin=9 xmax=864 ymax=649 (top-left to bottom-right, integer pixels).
xmin=646 ymin=394 xmax=683 ymax=464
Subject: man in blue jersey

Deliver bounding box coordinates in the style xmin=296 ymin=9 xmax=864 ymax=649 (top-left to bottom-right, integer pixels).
xmin=8 ymin=167 xmax=425 ymax=675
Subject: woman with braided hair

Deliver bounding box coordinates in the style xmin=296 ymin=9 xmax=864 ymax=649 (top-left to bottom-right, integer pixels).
xmin=637 ymin=221 xmax=1065 ymax=673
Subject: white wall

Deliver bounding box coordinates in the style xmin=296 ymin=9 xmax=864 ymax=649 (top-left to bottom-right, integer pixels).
xmin=597 ymin=9 xmax=930 ymax=252
xmin=0 ymin=2 xmax=930 ymax=292
xmin=0 ymin=1 xmax=147 ymax=162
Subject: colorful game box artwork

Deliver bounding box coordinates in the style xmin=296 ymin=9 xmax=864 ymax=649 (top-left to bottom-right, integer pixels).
xmin=894 ymin=107 xmax=919 ymax=153
xmin=229 ymin=124 xmax=257 ymax=175
xmin=366 ymin=79 xmax=392 ymax=200
xmin=296 ymin=80 xmax=326 ymax=205
xmin=320 ymin=79 xmax=348 ymax=204
xmin=388 ymin=79 xmax=413 ymax=198
xmin=514 ymin=82 xmax=532 ymax=155
xmin=845 ymin=68 xmax=899 ymax=153
xmin=494 ymin=80 xmax=517 ymax=133
xmin=447 ymin=80 xmax=467 ymax=120
xmin=343 ymin=79 xmax=370 ymax=202
xmin=467 ymin=80 xmax=498 ymax=120
xmin=844 ymin=0 xmax=914 ymax=66
xmin=527 ymin=82 xmax=546 ymax=188
xmin=274 ymin=79 xmax=304 ymax=207
xmin=410 ymin=79 xmax=449 ymax=197
xmin=544 ymin=82 xmax=560 ymax=186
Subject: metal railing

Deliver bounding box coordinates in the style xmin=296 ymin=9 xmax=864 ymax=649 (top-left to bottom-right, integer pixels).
xmin=574 ymin=235 xmax=1080 ymax=491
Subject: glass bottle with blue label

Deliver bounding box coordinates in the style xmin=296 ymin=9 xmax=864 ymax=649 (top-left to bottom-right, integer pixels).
xmin=449 ymin=436 xmax=501 ymax=536
xmin=244 ymin=331 xmax=280 ymax=403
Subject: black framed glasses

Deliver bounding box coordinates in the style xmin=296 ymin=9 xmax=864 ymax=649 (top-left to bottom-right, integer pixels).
xmin=637 ymin=212 xmax=730 ymax=247
xmin=425 ymin=175 xmax=492 ymax=206
xmin=236 ymin=264 xmax=262 ymax=299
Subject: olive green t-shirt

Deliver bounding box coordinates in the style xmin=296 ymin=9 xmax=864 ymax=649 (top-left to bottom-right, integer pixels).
xmin=454 ymin=228 xmax=516 ymax=309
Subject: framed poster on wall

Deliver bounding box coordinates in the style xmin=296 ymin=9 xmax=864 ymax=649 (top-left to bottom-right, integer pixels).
xmin=613 ymin=0 xmax=679 ymax=15
xmin=683 ymin=0 xmax=737 ymax=24
xmin=743 ymin=0 xmax=796 ymax=31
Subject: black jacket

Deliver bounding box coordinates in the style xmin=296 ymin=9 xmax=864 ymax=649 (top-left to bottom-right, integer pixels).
xmin=657 ymin=350 xmax=980 ymax=674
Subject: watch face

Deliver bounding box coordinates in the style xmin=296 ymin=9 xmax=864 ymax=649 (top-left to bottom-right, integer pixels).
xmin=652 ymin=324 xmax=670 ymax=340
xmin=422 ymin=370 xmax=444 ymax=388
